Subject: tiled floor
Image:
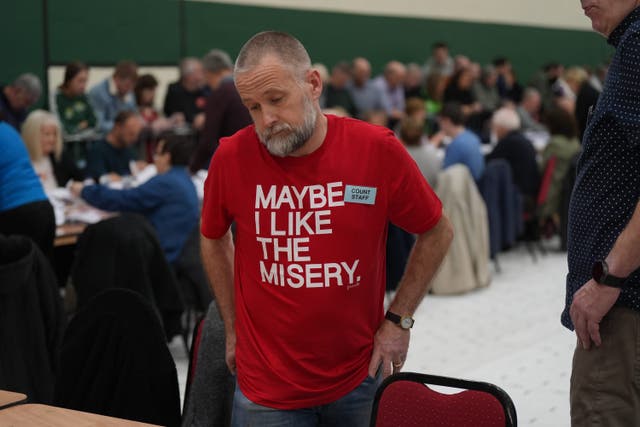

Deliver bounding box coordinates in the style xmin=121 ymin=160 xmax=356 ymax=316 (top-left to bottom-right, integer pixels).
xmin=169 ymin=241 xmax=575 ymax=426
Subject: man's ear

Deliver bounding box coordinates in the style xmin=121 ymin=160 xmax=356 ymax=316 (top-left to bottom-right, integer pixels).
xmin=306 ymin=68 xmax=323 ymax=101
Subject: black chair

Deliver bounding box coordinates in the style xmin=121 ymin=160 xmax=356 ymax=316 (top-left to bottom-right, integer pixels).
xmin=54 ymin=288 xmax=181 ymax=427
xmin=71 ymin=214 xmax=184 ymax=339
xmin=173 ymin=225 xmax=213 ymax=350
xmin=371 ymin=372 xmax=517 ymax=427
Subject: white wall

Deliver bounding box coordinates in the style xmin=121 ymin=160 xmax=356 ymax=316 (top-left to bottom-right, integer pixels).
xmin=189 ymin=0 xmax=592 ymax=31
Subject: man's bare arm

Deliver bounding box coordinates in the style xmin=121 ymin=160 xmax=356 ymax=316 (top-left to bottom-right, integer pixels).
xmin=201 ymin=229 xmax=237 ymax=373
xmin=369 ymin=214 xmax=454 ymax=378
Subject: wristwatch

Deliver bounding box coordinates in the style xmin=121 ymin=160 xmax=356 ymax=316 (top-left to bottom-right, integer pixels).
xmin=385 ymin=311 xmax=414 ymax=330
xmin=592 ymin=260 xmax=627 ymax=288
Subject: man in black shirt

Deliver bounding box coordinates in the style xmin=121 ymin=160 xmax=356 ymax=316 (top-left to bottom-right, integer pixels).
xmin=567 ymin=1 xmax=640 ymax=424
xmin=163 ymin=58 xmax=210 ymax=130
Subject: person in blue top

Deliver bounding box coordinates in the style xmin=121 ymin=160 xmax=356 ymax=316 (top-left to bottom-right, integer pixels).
xmin=0 ymin=118 xmax=55 ymax=256
xmin=71 ymin=135 xmax=199 ymax=264
xmin=430 ymin=102 xmax=485 ymax=181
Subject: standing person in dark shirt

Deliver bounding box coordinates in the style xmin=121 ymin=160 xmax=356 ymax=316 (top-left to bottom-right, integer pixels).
xmin=322 ymin=62 xmax=357 ymax=117
xmin=566 ymin=1 xmax=640 ymax=424
xmin=190 ymin=49 xmax=252 ymax=172
xmin=163 ymin=58 xmax=209 ymax=131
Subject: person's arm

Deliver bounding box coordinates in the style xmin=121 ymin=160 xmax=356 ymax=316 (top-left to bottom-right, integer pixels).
xmin=368 ymin=214 xmax=453 ymax=378
xmin=190 ymin=93 xmax=223 ymax=172
xmin=201 ymin=230 xmax=236 ymax=374
xmin=88 ymin=88 xmax=113 ymax=134
xmin=80 ymin=177 xmax=164 ymax=212
xmin=570 ymin=199 xmax=640 ymax=349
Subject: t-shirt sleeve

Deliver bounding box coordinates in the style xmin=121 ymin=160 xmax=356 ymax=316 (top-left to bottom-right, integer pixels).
xmin=200 ymin=139 xmax=233 ymax=239
xmin=384 ymin=133 xmax=442 ymax=234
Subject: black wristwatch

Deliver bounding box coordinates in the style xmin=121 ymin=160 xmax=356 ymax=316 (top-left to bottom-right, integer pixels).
xmin=592 ymin=260 xmax=627 ymax=288
xmin=385 ymin=311 xmax=414 ymax=330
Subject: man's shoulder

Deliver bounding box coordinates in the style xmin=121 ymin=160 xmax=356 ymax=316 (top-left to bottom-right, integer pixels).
xmin=88 ymin=79 xmax=108 ymax=96
xmin=217 ymin=125 xmax=256 ymax=153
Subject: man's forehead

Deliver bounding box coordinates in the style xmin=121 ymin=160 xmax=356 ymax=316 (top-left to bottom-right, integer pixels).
xmin=236 ymin=62 xmax=297 ymax=99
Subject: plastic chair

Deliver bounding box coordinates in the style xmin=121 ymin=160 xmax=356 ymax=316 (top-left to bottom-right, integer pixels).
xmin=370 ymin=372 xmax=517 ymax=427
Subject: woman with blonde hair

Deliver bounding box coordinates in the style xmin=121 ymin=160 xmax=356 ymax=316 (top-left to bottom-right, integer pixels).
xmin=21 ymin=110 xmax=83 ymax=190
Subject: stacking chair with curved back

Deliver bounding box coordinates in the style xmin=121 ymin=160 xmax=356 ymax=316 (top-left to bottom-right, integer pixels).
xmin=371 ymin=372 xmax=517 ymax=427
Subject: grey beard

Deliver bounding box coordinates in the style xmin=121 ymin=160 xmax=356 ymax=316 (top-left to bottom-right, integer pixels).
xmin=258 ymin=99 xmax=317 ymax=157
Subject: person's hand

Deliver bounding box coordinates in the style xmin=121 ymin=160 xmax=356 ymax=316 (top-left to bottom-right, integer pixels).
xmin=193 ymin=112 xmax=206 ymax=130
xmin=170 ymin=112 xmax=185 ymax=125
xmin=77 ymin=120 xmax=88 ymax=130
xmin=570 ymin=279 xmax=621 ymax=350
xmin=429 ymin=131 xmax=446 ymax=148
xmin=107 ymin=173 xmax=122 ymax=182
xmin=134 ymin=161 xmax=148 ymax=173
xmin=69 ymin=181 xmax=84 ymax=197
xmin=368 ymin=320 xmax=410 ymax=379
xmin=226 ymin=329 xmax=237 ymax=375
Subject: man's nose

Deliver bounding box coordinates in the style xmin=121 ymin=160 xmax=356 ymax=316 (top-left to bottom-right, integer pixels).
xmin=261 ymin=107 xmax=278 ymax=128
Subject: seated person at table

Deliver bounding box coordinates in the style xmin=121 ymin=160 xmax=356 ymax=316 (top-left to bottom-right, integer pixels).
xmin=55 ymin=62 xmax=97 ymax=136
xmin=21 ymin=110 xmax=84 ymax=191
xmin=71 ymin=136 xmax=199 ymax=264
xmin=400 ymin=117 xmax=441 ymax=186
xmin=430 ymin=102 xmax=485 ymax=181
xmin=0 ymin=73 xmax=42 ymax=130
xmin=163 ymin=57 xmax=209 ymax=130
xmin=539 ymin=107 xmax=581 ymax=226
xmin=88 ymin=61 xmax=138 ymax=134
xmin=0 ymin=117 xmax=55 ymax=257
xmin=487 ymin=107 xmax=540 ymax=204
xmin=85 ymin=111 xmax=144 ymax=180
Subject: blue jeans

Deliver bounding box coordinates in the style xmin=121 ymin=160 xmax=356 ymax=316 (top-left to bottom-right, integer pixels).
xmin=231 ymin=373 xmax=382 ymax=427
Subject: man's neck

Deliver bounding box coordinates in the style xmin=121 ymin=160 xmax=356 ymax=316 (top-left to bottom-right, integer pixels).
xmin=290 ymin=112 xmax=328 ymax=157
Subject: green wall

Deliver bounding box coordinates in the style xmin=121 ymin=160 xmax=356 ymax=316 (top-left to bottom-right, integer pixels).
xmin=1 ymin=0 xmax=612 ymax=107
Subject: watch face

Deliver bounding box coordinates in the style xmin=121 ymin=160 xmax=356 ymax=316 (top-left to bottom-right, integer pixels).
xmin=401 ymin=317 xmax=414 ymax=329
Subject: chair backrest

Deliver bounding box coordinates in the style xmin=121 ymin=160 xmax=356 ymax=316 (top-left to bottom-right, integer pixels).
xmin=183 ymin=316 xmax=206 ymax=413
xmin=536 ymin=155 xmax=557 ymax=207
xmin=371 ymin=372 xmax=517 ymax=427
xmin=54 ymin=288 xmax=181 ymax=427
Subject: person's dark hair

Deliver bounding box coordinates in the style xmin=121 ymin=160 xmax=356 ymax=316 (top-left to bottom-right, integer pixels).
xmin=134 ymin=74 xmax=158 ymax=106
xmin=543 ymin=107 xmax=578 ymax=139
xmin=61 ymin=61 xmax=89 ymax=89
xmin=492 ymin=57 xmax=508 ymax=68
xmin=432 ymin=41 xmax=448 ymax=50
xmin=113 ymin=110 xmax=138 ymax=127
xmin=332 ymin=61 xmax=351 ymax=75
xmin=438 ymin=102 xmax=465 ymax=126
xmin=159 ymin=135 xmax=195 ymax=166
xmin=235 ymin=31 xmax=311 ymax=80
xmin=114 ymin=60 xmax=138 ymax=80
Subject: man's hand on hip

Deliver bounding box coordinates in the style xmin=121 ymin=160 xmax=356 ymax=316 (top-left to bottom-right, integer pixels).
xmin=570 ymin=279 xmax=621 ymax=350
xmin=368 ymin=320 xmax=410 ymax=379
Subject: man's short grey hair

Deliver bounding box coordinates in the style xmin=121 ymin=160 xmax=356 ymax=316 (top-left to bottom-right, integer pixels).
xmin=13 ymin=73 xmax=42 ymax=102
xmin=179 ymin=57 xmax=202 ymax=77
xmin=202 ymin=49 xmax=233 ymax=73
xmin=234 ymin=31 xmax=311 ymax=81
xmin=523 ymin=87 xmax=541 ymax=101
xmin=492 ymin=107 xmax=521 ymax=131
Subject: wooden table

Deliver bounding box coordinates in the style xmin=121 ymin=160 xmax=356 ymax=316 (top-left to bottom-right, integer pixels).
xmin=55 ymin=222 xmax=88 ymax=247
xmin=0 ymin=390 xmax=26 ymax=409
xmin=0 ymin=404 xmax=161 ymax=426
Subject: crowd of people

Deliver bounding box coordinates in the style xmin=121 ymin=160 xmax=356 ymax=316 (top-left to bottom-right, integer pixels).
xmin=0 ymin=18 xmax=622 ymax=425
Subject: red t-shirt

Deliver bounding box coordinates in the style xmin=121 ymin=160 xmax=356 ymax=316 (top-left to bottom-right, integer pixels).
xmin=201 ymin=115 xmax=442 ymax=409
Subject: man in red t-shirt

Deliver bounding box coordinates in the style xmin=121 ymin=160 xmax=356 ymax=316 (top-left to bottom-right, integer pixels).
xmin=201 ymin=31 xmax=453 ymax=427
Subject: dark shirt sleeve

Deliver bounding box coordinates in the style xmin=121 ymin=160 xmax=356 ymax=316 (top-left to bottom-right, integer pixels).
xmin=86 ymin=146 xmax=107 ymax=180
xmin=191 ymin=90 xmax=227 ymax=172
xmin=163 ymin=84 xmax=178 ymax=118
xmin=81 ymin=176 xmax=167 ymax=213
xmin=53 ymin=152 xmax=84 ymax=186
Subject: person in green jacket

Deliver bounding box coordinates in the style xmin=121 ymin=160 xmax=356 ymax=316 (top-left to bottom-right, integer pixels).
xmin=539 ymin=107 xmax=582 ymax=225
xmin=55 ymin=61 xmax=96 ymax=135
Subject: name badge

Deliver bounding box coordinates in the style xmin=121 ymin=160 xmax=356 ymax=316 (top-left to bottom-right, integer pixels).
xmin=344 ymin=185 xmax=377 ymax=205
